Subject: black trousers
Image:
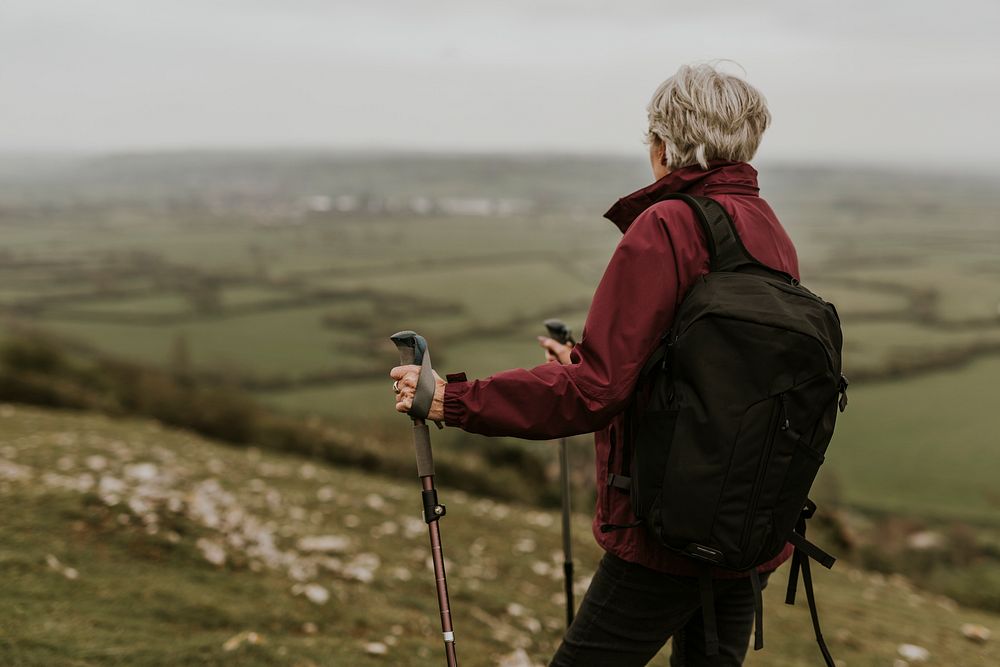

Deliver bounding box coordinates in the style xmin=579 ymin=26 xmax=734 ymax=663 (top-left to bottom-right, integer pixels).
xmin=549 ymin=552 xmax=768 ymax=666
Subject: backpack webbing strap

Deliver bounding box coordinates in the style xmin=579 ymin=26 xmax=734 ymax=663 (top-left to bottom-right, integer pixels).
xmin=749 ymin=568 xmax=764 ymax=650
xmin=598 ymin=520 xmax=642 ymax=533
xmin=800 ymin=555 xmax=836 ymax=667
xmin=788 ymin=531 xmax=836 ymax=569
xmin=656 ymin=193 xmax=760 ymax=273
xmin=606 ymin=473 xmax=632 ymax=491
xmin=785 ymin=502 xmax=836 ymax=607
xmin=785 ymin=548 xmax=802 ymax=606
xmin=600 ymin=407 xmax=641 ymax=533
xmin=698 ymin=567 xmax=720 ymax=656
xmin=605 ymin=395 xmax=639 ymax=493
xmin=784 ymin=502 xmax=837 ymax=667
xmin=639 ymin=342 xmax=668 ymax=379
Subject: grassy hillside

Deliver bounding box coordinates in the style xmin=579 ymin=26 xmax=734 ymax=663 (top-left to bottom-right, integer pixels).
xmin=1 ymin=404 xmax=997 ymax=666
xmin=4 ymin=154 xmax=1000 ymax=533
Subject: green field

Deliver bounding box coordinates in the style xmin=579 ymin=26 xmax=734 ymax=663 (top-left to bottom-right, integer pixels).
xmin=38 ymin=305 xmax=369 ymax=376
xmin=3 ymin=153 xmax=1000 ymax=635
xmin=2 ymin=404 xmax=998 ymax=667
xmin=830 ymin=356 xmax=1000 ymax=523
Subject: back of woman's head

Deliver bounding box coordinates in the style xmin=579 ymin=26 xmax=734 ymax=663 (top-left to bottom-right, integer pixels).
xmin=647 ymin=63 xmax=771 ymax=170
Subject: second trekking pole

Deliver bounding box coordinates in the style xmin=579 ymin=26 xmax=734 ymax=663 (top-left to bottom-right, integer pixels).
xmin=390 ymin=330 xmax=458 ymax=667
xmin=543 ymin=318 xmax=577 ymax=629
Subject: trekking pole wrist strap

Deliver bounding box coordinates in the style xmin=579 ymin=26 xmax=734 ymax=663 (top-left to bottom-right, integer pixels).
xmin=411 ymin=349 xmax=437 ymax=421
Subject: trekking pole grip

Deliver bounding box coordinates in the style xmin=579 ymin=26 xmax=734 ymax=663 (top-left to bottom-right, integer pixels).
xmin=390 ymin=330 xmax=438 ymax=477
xmin=390 ymin=330 xmax=438 ymax=419
xmin=544 ymin=318 xmax=574 ymax=346
xmin=391 ymin=329 xmax=426 ymax=366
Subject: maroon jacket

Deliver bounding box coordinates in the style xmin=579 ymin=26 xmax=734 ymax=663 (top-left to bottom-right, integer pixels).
xmin=444 ymin=161 xmax=796 ymax=577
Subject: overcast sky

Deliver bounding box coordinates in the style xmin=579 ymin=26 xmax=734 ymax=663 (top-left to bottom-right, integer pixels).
xmin=1 ymin=1 xmax=998 ymax=171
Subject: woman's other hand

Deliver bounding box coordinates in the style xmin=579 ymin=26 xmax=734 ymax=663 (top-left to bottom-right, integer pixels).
xmin=538 ymin=336 xmax=574 ymax=365
xmin=390 ymin=365 xmax=446 ymax=421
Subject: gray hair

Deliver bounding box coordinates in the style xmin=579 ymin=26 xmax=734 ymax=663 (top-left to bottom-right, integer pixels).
xmin=646 ymin=63 xmax=771 ymax=170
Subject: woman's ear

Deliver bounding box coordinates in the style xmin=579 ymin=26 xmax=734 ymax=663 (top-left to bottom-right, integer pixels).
xmin=649 ymin=137 xmax=670 ymax=179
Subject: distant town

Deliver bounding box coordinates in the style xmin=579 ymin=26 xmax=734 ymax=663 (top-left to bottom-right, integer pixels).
xmin=302 ymin=193 xmax=534 ymax=218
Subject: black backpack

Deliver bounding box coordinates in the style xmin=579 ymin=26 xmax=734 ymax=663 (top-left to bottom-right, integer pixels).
xmin=601 ymin=194 xmax=849 ymax=666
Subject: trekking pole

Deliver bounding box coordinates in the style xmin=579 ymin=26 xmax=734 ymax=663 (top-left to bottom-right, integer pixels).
xmin=390 ymin=330 xmax=458 ymax=667
xmin=543 ymin=318 xmax=577 ymax=628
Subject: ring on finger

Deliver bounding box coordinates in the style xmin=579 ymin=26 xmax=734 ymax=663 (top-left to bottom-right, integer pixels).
xmin=393 ymin=380 xmax=400 ymax=393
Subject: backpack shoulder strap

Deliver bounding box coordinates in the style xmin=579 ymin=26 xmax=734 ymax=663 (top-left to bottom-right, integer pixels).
xmin=656 ymin=192 xmax=762 ymax=273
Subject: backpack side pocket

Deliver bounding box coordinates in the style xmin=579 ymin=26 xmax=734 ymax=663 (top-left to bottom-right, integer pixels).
xmin=631 ymin=407 xmax=679 ymax=522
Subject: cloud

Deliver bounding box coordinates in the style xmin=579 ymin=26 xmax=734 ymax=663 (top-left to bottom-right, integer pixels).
xmin=0 ymin=0 xmax=997 ymax=169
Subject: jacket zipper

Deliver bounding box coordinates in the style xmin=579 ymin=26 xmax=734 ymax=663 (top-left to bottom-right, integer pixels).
xmin=739 ymin=393 xmax=784 ymax=555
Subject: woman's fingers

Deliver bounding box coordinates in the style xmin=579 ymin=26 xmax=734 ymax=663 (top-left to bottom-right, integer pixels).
xmin=390 ymin=364 xmax=419 ymax=382
xmin=390 ymin=365 xmax=421 ymax=413
xmin=537 ymin=336 xmax=560 ymax=353
xmin=390 ymin=365 xmax=420 ymax=392
xmin=537 ymin=336 xmax=572 ymax=365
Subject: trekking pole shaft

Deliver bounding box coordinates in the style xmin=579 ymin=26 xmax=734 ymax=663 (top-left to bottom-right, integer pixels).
xmin=559 ymin=437 xmax=574 ymax=626
xmin=413 ymin=423 xmax=458 ymax=666
xmin=423 ymin=473 xmax=458 ymax=666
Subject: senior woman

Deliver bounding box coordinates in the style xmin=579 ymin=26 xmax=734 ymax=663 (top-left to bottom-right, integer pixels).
xmin=390 ymin=63 xmax=798 ymax=667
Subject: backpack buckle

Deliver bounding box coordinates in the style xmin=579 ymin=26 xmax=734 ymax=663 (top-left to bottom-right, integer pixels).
xmin=606 ymin=473 xmax=632 ymax=491
xmin=801 ymin=498 xmax=817 ymax=519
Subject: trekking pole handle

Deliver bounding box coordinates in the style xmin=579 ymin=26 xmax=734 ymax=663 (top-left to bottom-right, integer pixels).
xmin=544 ymin=318 xmax=575 ymax=346
xmin=390 ymin=329 xmax=441 ymax=423
xmin=390 ymin=330 xmax=441 ymax=477
xmin=391 ymin=329 xmax=428 ymax=367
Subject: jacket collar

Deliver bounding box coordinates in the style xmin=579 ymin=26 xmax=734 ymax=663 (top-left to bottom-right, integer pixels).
xmin=603 ymin=161 xmax=760 ymax=233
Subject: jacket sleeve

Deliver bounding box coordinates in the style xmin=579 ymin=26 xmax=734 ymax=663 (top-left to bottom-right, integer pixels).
xmin=443 ymin=204 xmax=689 ymax=440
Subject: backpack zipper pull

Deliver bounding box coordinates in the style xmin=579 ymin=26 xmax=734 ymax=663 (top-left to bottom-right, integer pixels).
xmin=660 ymin=330 xmax=674 ymax=371
xmin=780 ymin=393 xmax=802 ymax=440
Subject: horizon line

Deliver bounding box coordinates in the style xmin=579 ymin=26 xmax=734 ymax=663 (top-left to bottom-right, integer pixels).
xmin=0 ymin=145 xmax=997 ymax=180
